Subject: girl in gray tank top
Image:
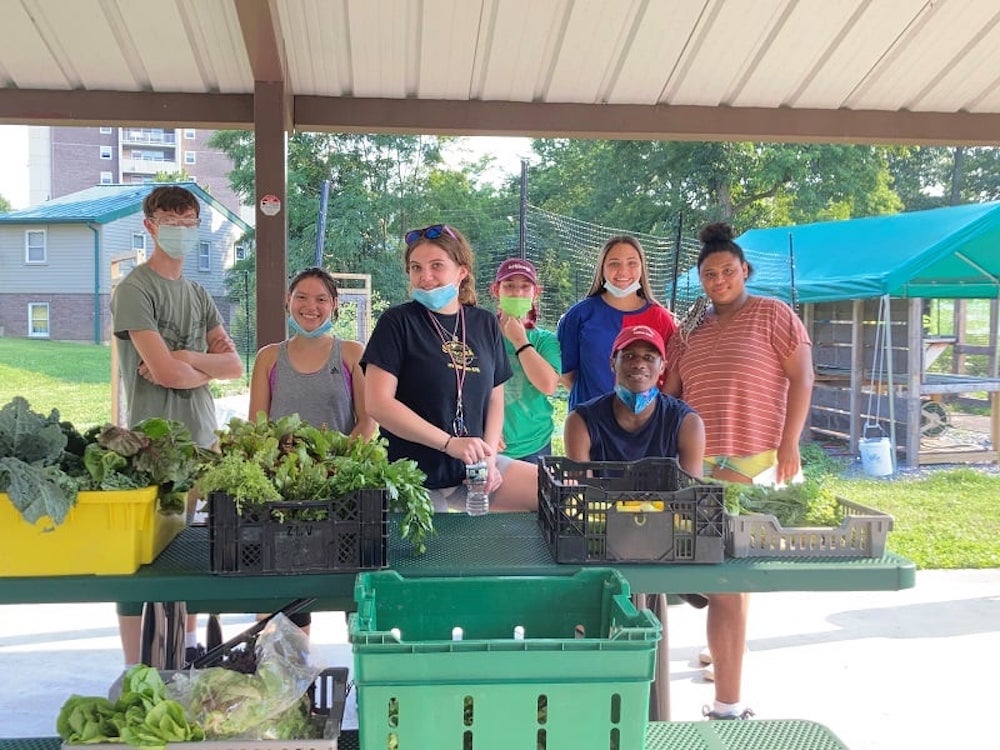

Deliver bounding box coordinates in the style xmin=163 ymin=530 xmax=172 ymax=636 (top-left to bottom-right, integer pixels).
xmin=268 ymin=337 xmax=355 ymax=433
xmin=247 ymin=267 xmax=375 ymax=441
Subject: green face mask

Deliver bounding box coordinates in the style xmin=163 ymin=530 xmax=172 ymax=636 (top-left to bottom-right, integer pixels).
xmin=499 ymin=295 xmax=533 ymax=319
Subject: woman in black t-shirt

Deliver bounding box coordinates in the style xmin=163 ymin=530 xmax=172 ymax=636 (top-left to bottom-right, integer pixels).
xmin=362 ymin=224 xmax=537 ymax=512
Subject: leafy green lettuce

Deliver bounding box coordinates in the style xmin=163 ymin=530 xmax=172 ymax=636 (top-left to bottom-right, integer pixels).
xmin=57 ymin=665 xmax=204 ymax=747
xmin=0 ymin=396 xmax=76 ymax=525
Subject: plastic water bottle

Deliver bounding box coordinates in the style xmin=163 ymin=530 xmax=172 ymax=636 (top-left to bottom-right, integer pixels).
xmin=465 ymin=462 xmax=489 ymax=516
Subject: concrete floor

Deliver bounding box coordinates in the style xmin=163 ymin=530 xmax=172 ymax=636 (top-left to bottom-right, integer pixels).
xmin=1 ymin=568 xmax=997 ymax=749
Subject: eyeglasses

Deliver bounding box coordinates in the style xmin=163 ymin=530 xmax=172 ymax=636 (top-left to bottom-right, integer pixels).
xmin=151 ymin=216 xmax=201 ymax=229
xmin=404 ymin=224 xmax=456 ymax=246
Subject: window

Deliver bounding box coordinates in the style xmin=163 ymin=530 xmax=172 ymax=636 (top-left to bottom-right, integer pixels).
xmin=184 ymin=129 xmax=196 ymax=140
xmin=184 ymin=151 xmax=197 ymax=165
xmin=132 ymin=233 xmax=146 ymax=261
xmin=198 ymin=241 xmax=210 ymax=272
xmin=132 ymin=150 xmax=166 ymax=161
xmin=25 ymin=230 xmax=46 ymax=263
xmin=28 ymin=303 xmax=50 ymax=338
xmin=100 ymin=146 xmax=113 ymax=160
xmin=100 ymin=126 xmax=113 ymax=134
xmin=235 ymin=244 xmax=247 ymax=261
xmin=100 ymin=171 xmax=113 ymax=184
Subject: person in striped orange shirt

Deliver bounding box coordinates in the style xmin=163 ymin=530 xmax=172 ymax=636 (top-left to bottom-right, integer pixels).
xmin=665 ymin=221 xmax=814 ymax=719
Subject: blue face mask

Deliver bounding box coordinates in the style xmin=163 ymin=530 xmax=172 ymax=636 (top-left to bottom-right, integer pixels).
xmin=156 ymin=225 xmax=199 ymax=258
xmin=411 ymin=283 xmax=458 ymax=311
xmin=614 ymin=384 xmax=660 ymax=414
xmin=288 ymin=316 xmax=333 ymax=338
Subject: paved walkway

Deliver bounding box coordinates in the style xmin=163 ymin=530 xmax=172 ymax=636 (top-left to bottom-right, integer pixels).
xmin=1 ymin=569 xmax=996 ymax=748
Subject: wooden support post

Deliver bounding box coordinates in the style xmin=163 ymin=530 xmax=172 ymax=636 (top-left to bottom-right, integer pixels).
xmin=952 ymin=299 xmax=967 ymax=375
xmin=850 ymin=299 xmax=864 ymax=455
xmin=906 ymin=299 xmax=923 ymax=467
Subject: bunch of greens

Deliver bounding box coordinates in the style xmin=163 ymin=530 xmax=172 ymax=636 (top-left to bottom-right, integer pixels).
xmin=167 ymin=613 xmax=322 ymax=740
xmin=0 ymin=397 xmax=79 ymax=525
xmin=56 ymin=665 xmax=204 ymax=746
xmin=1 ymin=396 xmax=207 ymax=525
xmin=70 ymin=418 xmax=207 ymax=513
xmin=722 ymin=478 xmax=842 ymax=527
xmin=198 ymin=414 xmax=434 ymax=553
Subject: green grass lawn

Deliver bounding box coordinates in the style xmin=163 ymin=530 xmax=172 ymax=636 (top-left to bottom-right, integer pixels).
xmin=0 ymin=338 xmax=114 ymax=429
xmin=0 ymin=338 xmax=250 ymax=430
xmin=3 ymin=337 xmax=998 ymax=571
xmin=823 ymin=469 xmax=1000 ymax=570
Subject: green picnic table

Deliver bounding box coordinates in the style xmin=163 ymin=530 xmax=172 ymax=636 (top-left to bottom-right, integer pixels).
xmin=0 ymin=719 xmax=853 ymax=750
xmin=0 ymin=512 xmax=913 ymax=730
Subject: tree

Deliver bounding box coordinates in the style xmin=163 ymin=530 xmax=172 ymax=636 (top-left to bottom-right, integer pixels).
xmin=526 ymin=139 xmax=903 ymax=233
xmin=887 ymin=146 xmax=1000 ymax=210
xmin=0 ymin=194 xmax=11 ymax=213
xmin=208 ymin=131 xmax=518 ymax=345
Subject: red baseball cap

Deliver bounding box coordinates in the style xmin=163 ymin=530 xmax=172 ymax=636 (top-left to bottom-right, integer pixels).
xmin=495 ymin=258 xmax=538 ymax=285
xmin=612 ymin=325 xmax=666 ymax=359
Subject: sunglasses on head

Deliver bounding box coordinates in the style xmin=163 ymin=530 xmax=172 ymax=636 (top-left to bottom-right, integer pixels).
xmin=405 ymin=224 xmax=457 ymax=246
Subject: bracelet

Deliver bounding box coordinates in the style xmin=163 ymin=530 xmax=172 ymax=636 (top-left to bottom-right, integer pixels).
xmin=515 ymin=342 xmax=534 ymax=357
xmin=442 ymin=435 xmax=453 ymax=452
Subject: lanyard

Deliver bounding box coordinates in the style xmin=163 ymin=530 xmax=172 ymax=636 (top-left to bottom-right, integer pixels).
xmin=426 ymin=307 xmax=469 ymax=436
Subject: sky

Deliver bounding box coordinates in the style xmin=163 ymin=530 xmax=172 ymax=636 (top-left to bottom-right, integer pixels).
xmin=0 ymin=125 xmax=30 ymax=209
xmin=0 ymin=127 xmax=531 ymax=211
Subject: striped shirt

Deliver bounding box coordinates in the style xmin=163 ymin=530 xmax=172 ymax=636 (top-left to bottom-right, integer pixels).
xmin=665 ymin=296 xmax=810 ymax=457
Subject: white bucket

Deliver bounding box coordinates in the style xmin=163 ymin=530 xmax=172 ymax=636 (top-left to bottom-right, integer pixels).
xmin=859 ymin=437 xmax=894 ymax=477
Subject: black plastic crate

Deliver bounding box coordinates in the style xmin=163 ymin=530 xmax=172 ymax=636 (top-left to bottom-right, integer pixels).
xmin=208 ymin=490 xmax=388 ymax=575
xmin=538 ymin=456 xmax=725 ymax=564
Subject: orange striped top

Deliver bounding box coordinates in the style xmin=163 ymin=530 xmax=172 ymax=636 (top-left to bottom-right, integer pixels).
xmin=665 ymin=296 xmax=810 ymax=457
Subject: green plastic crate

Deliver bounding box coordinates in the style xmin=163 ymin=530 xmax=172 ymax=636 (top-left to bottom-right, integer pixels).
xmin=349 ymin=568 xmax=661 ymax=750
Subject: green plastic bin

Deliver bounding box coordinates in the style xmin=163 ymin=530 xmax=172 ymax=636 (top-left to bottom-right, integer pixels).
xmin=349 ymin=568 xmax=661 ymax=750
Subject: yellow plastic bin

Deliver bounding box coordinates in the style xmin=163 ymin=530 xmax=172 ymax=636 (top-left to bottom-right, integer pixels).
xmin=0 ymin=486 xmax=182 ymax=576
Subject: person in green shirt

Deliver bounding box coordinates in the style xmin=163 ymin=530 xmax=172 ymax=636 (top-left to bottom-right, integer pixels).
xmin=491 ymin=258 xmax=561 ymax=463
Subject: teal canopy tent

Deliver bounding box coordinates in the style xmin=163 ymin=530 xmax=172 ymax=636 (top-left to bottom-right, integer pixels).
xmin=673 ymin=202 xmax=1000 ymax=305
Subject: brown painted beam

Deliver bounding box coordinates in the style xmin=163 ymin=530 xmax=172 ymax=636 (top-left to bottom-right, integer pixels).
xmin=0 ymin=89 xmax=253 ymax=128
xmin=295 ymin=96 xmax=1000 ymax=147
xmin=7 ymin=89 xmax=1000 ymax=147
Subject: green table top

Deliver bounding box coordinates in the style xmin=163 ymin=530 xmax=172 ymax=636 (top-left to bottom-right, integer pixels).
xmin=0 ymin=719 xmax=852 ymax=750
xmin=0 ymin=513 xmax=915 ymax=611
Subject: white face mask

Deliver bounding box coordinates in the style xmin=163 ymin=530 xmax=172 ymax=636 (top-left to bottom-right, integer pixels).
xmin=603 ymin=279 xmax=642 ymax=298
xmin=156 ymin=225 xmax=199 ymax=258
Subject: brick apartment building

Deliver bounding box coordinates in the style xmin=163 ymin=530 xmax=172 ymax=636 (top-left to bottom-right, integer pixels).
xmin=28 ymin=126 xmax=248 ymax=220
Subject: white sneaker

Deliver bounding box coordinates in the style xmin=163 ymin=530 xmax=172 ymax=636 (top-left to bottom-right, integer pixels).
xmin=702 ymin=663 xmax=715 ymax=682
xmin=699 ymin=646 xmax=713 ymax=665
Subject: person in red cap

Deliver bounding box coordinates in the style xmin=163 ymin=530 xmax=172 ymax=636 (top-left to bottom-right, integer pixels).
xmin=556 ymin=235 xmax=677 ymax=410
xmin=563 ymin=324 xmax=753 ymax=721
xmin=491 ymin=258 xmax=561 ymax=463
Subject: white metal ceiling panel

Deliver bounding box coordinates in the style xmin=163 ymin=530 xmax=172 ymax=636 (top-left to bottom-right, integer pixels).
xmin=904 ymin=15 xmax=1000 ymax=113
xmin=116 ymin=1 xmax=207 ymax=92
xmin=478 ymin=0 xmax=566 ymax=103
xmin=414 ymin=0 xmax=481 ymax=99
xmin=279 ymin=0 xmax=352 ymax=97
xmin=183 ymin=0 xmax=253 ymax=94
xmin=0 ymin=1 xmax=68 ymax=88
xmin=849 ymin=0 xmax=1000 ymax=112
xmin=665 ymin=0 xmax=788 ymax=107
xmin=543 ymin=0 xmax=635 ymax=103
xmin=347 ymin=0 xmax=410 ymax=98
xmin=789 ymin=0 xmax=929 ymax=109
xmin=726 ymin=0 xmax=865 ymax=108
xmin=606 ymin=0 xmax=703 ymax=105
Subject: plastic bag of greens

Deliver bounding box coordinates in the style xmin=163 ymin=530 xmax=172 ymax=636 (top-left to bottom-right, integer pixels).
xmin=166 ymin=613 xmax=322 ymax=739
